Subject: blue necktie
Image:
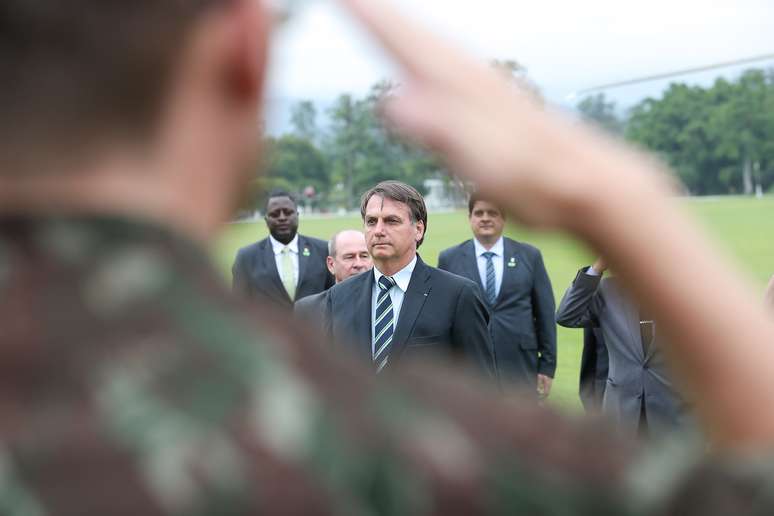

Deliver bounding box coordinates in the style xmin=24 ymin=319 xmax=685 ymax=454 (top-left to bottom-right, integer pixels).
xmin=373 ymin=276 xmax=396 ymax=373
xmin=482 ymin=251 xmax=497 ymax=306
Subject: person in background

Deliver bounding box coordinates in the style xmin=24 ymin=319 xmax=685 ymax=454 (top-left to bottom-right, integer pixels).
xmin=326 ymin=181 xmax=496 ymax=377
xmin=438 ymin=193 xmax=556 ymax=396
xmin=294 ymin=229 xmax=372 ymax=327
xmin=557 ymin=257 xmax=690 ymax=437
xmin=232 ymin=190 xmax=334 ymax=308
xmin=579 ymin=327 xmax=609 ymax=412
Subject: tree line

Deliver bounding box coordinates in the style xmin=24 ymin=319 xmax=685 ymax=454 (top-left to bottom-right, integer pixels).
xmin=256 ymin=67 xmax=774 ymax=211
xmin=579 ymin=68 xmax=774 ymax=196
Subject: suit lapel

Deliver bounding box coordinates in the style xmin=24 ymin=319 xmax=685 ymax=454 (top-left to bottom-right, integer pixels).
xmin=496 ymin=238 xmax=519 ymax=307
xmin=617 ymin=285 xmax=646 ymax=362
xmin=462 ymin=241 xmax=484 ymax=290
xmin=352 ymin=272 xmax=376 ymax=360
xmin=389 ymin=257 xmax=432 ymax=362
xmin=261 ymin=238 xmax=291 ymax=303
xmin=296 ymin=235 xmax=310 ymax=291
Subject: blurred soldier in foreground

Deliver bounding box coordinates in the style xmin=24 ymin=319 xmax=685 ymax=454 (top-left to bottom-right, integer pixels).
xmin=438 ymin=194 xmax=556 ymax=395
xmin=2 ymin=1 xmax=774 ymax=515
xmin=294 ymin=229 xmax=372 ymax=326
xmin=232 ymin=190 xmax=333 ymax=308
xmin=557 ymin=258 xmax=691 ymax=437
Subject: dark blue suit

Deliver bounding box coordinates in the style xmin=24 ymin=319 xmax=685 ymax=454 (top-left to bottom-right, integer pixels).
xmin=438 ymin=238 xmax=556 ymax=389
xmin=325 ymin=256 xmax=495 ymax=377
xmin=232 ymin=234 xmax=334 ymax=309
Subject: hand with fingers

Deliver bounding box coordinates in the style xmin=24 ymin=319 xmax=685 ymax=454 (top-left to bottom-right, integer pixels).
xmin=336 ymin=0 xmax=774 ymax=449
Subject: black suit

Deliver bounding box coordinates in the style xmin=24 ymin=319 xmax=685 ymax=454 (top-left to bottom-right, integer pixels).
xmin=326 ymin=256 xmax=495 ymax=377
xmin=232 ymin=234 xmax=334 ymax=309
xmin=438 ymin=238 xmax=556 ymax=389
xmin=294 ymin=290 xmax=328 ymax=333
xmin=579 ymin=327 xmax=609 ymax=412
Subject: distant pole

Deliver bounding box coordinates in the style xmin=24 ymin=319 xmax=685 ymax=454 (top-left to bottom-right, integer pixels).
xmin=567 ymin=52 xmax=774 ymax=100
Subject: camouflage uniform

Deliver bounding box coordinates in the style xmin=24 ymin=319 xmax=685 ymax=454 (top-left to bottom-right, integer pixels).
xmin=0 ymin=215 xmax=768 ymax=516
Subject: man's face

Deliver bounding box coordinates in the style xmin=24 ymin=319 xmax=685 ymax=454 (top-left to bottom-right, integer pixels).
xmin=469 ymin=201 xmax=505 ymax=241
xmin=265 ymin=196 xmax=299 ymax=243
xmin=364 ymin=196 xmax=424 ymax=264
xmin=327 ymin=231 xmax=373 ymax=282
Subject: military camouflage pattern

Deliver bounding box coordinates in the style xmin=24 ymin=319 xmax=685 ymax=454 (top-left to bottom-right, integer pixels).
xmin=0 ymin=215 xmax=769 ymax=516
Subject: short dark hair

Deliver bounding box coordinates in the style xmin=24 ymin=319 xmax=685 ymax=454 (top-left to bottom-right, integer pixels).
xmin=468 ymin=192 xmax=504 ymax=217
xmin=265 ymin=190 xmax=298 ymax=212
xmin=0 ymin=0 xmax=231 ymax=171
xmin=360 ymin=181 xmax=428 ymax=248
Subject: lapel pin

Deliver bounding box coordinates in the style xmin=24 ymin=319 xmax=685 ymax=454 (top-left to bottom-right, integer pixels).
xmin=507 ymin=257 xmax=517 ymax=268
xmin=302 ymin=247 xmax=311 ymax=257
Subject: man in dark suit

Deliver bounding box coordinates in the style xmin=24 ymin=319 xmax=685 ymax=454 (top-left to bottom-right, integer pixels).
xmin=438 ymin=194 xmax=556 ymax=395
xmin=232 ymin=190 xmax=334 ymax=308
xmin=579 ymin=327 xmax=609 ymax=412
xmin=295 ymin=229 xmax=373 ymax=327
xmin=326 ymin=181 xmax=495 ymax=376
xmin=556 ymin=257 xmax=690 ymax=437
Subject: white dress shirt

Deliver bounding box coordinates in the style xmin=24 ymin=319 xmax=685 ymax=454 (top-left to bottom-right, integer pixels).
xmin=270 ymin=234 xmax=299 ymax=287
xmin=371 ymin=255 xmax=417 ymax=355
xmin=474 ymin=237 xmax=504 ymax=298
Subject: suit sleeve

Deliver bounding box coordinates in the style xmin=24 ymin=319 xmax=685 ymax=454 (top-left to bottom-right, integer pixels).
xmin=555 ymin=267 xmax=602 ymax=329
xmin=232 ymin=249 xmax=251 ymax=297
xmin=530 ymin=251 xmax=557 ymax=378
xmin=452 ymin=281 xmax=496 ymax=379
xmin=437 ymin=249 xmax=450 ymax=271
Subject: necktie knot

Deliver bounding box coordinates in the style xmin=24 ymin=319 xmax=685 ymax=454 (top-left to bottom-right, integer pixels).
xmin=378 ymin=276 xmax=395 ymax=292
xmin=282 ymin=246 xmax=291 ymax=255
xmin=482 ymin=251 xmax=495 ymax=261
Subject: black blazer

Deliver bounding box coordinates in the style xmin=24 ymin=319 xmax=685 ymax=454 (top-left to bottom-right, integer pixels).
xmin=438 ymin=238 xmax=557 ymax=388
xmin=232 ymin=234 xmax=334 ymax=309
xmin=579 ymin=327 xmax=609 ymax=412
xmin=325 ymin=256 xmax=495 ymax=377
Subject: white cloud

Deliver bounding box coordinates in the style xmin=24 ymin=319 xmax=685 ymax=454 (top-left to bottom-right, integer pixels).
xmin=264 ymin=0 xmax=773 ymax=129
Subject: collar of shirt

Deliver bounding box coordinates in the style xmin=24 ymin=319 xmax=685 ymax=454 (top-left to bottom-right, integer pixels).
xmin=373 ymin=255 xmax=417 ymax=293
xmin=473 ymin=236 xmax=504 ymax=258
xmin=270 ymin=234 xmax=299 ymax=255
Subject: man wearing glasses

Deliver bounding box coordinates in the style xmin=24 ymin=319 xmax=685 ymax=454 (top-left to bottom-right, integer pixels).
xmin=556 ymin=258 xmax=690 ymax=438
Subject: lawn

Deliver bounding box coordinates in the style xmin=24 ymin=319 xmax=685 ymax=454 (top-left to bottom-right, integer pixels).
xmin=211 ymin=195 xmax=774 ymax=412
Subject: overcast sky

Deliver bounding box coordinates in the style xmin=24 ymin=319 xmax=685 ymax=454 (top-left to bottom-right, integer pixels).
xmin=263 ymin=0 xmax=773 ymax=132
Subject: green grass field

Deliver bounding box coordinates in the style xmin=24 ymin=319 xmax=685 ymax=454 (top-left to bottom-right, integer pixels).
xmin=211 ymin=195 xmax=774 ymax=411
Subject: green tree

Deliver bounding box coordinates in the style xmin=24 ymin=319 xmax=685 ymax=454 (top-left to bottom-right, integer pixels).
xmin=577 ymin=93 xmax=623 ymax=134
xmin=290 ymin=100 xmax=319 ymax=142
xmin=263 ymin=135 xmax=329 ymax=208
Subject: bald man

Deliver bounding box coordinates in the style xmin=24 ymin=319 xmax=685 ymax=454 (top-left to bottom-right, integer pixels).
xmin=295 ymin=230 xmax=373 ymax=324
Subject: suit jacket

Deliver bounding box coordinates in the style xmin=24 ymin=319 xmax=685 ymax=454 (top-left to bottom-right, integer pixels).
xmin=556 ymin=268 xmax=690 ymax=436
xmin=579 ymin=327 xmax=609 ymax=413
xmin=294 ymin=290 xmax=328 ymax=333
xmin=232 ymin=234 xmax=334 ymax=309
xmin=437 ymin=238 xmax=556 ymax=388
xmin=325 ymin=256 xmax=495 ymax=377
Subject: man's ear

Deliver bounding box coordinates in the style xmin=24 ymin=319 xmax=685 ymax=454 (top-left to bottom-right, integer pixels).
xmin=326 ymin=256 xmax=336 ymax=276
xmin=415 ymin=220 xmax=425 ymax=242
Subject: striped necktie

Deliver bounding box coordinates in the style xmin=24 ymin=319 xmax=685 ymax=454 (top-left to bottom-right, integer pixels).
xmin=482 ymin=251 xmax=497 ymax=306
xmin=373 ymin=275 xmax=396 ymax=373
